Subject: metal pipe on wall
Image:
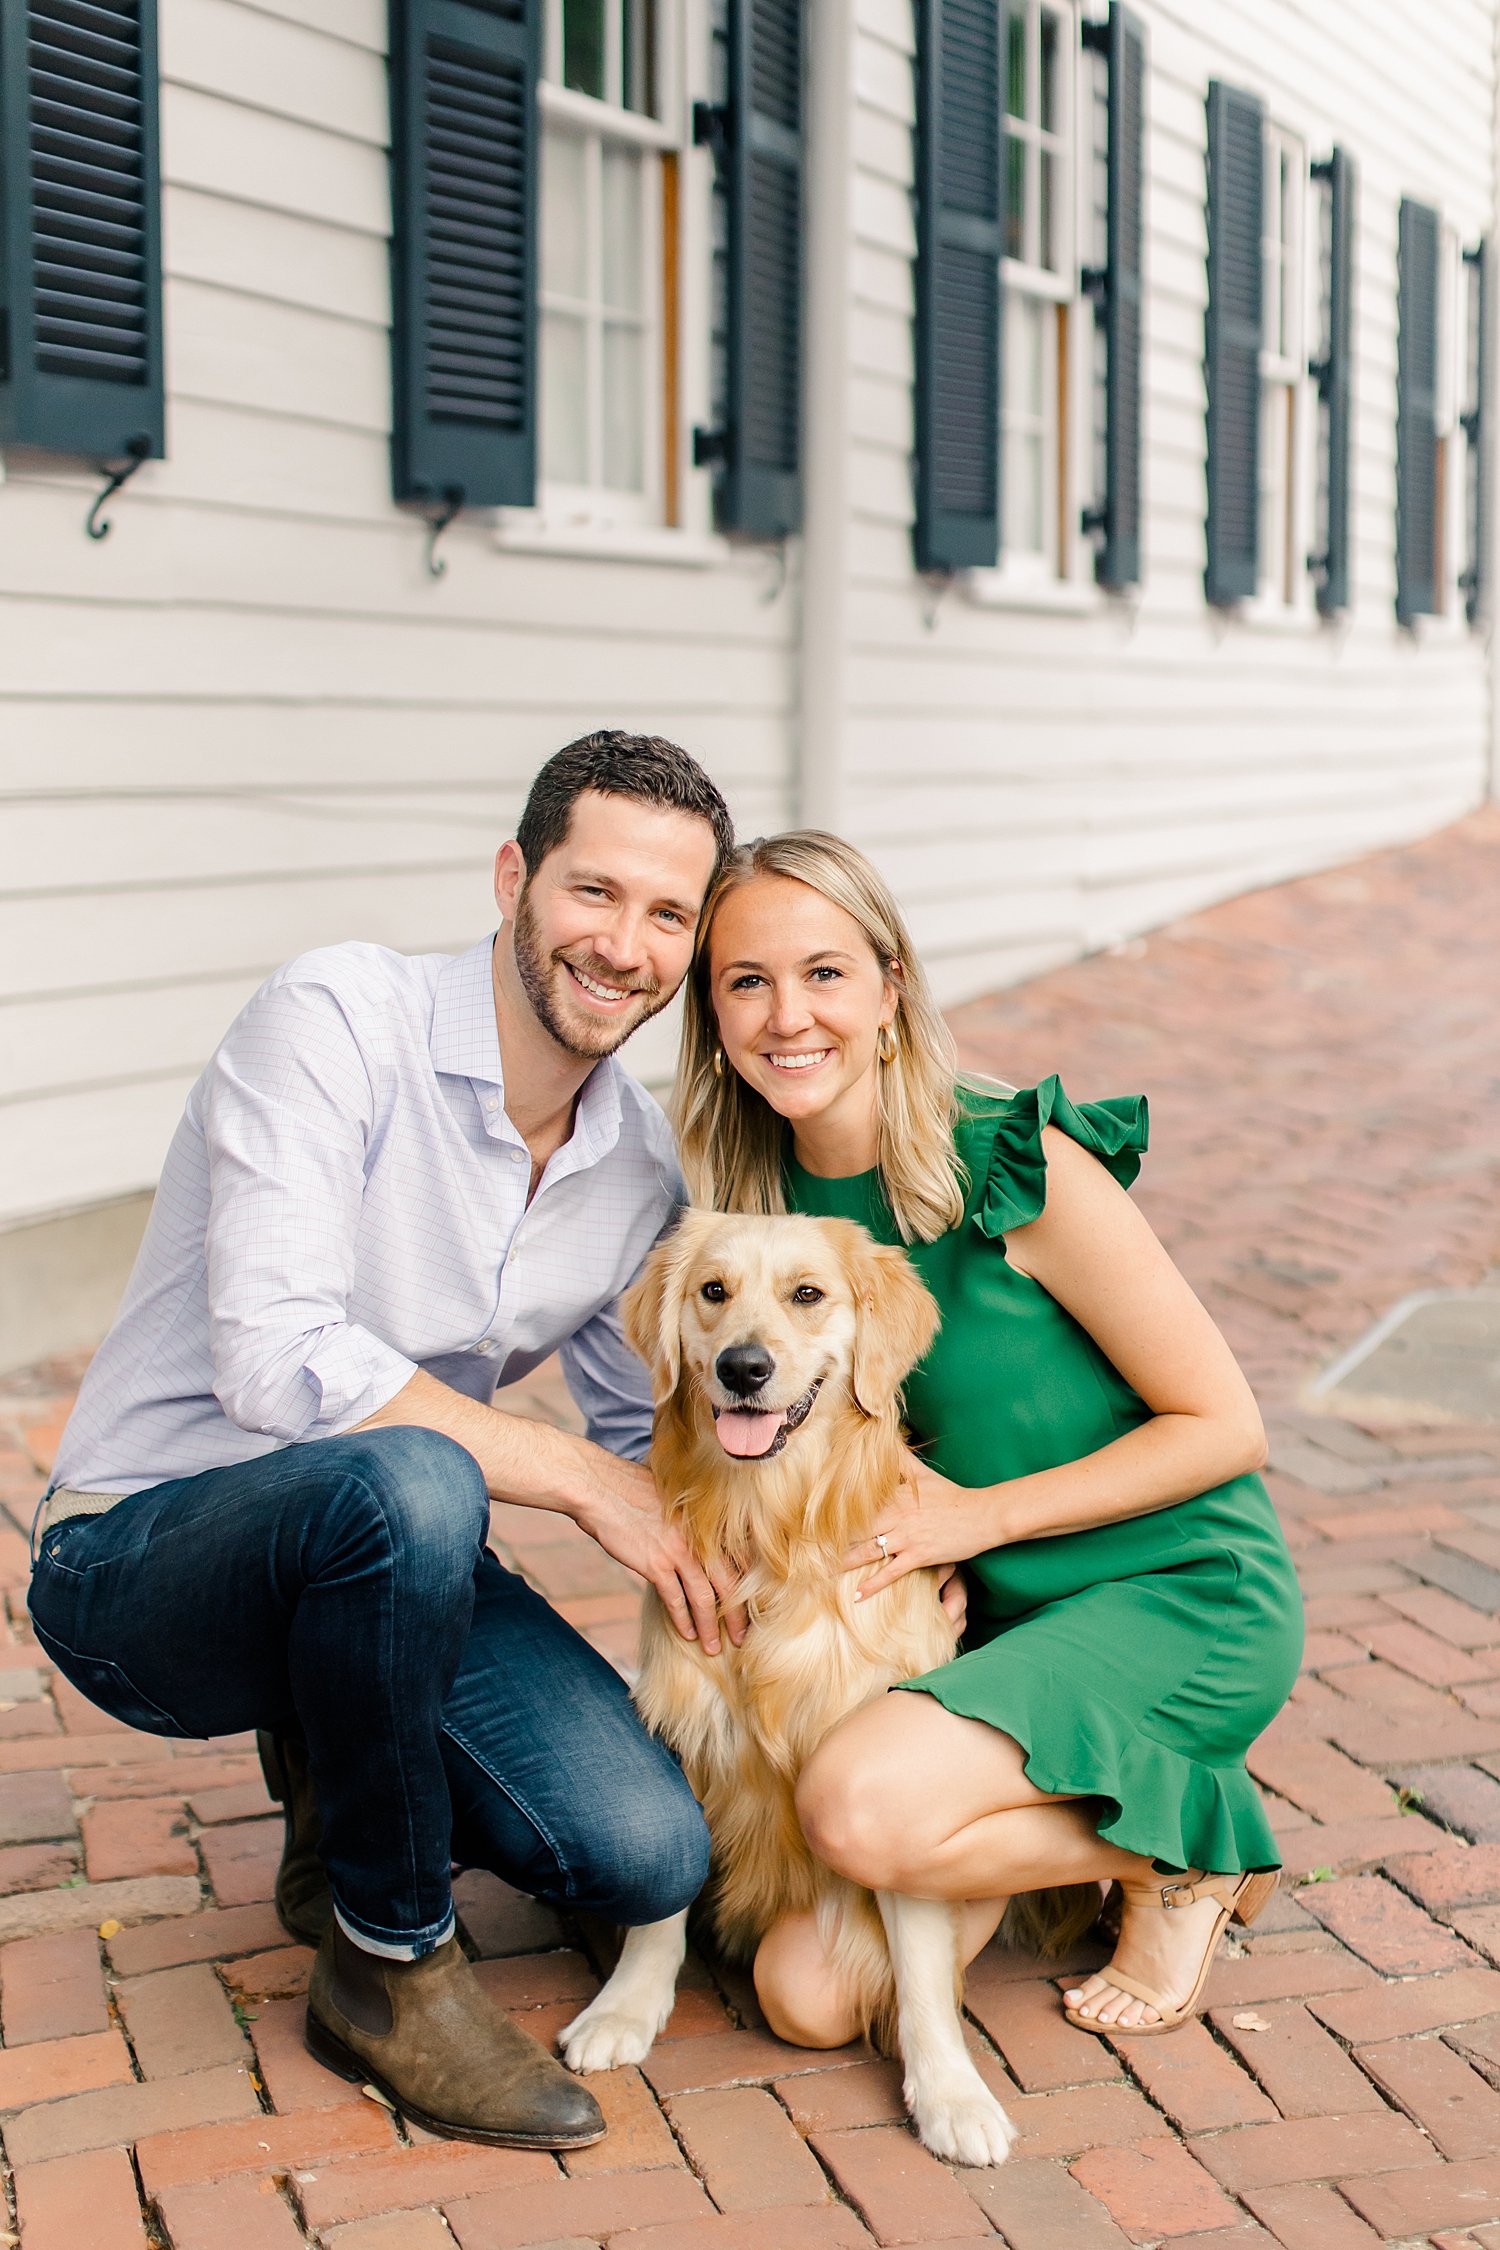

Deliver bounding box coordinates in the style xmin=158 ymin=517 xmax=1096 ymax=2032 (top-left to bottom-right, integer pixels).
xmin=796 ymin=0 xmax=855 ymax=832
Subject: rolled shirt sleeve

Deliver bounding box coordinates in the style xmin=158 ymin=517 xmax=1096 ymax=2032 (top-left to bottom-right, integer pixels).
xmin=200 ymin=981 xmax=418 ymax=1442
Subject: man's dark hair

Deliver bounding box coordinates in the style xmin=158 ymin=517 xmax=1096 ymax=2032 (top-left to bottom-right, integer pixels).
xmin=516 ymin=731 xmax=734 ymax=882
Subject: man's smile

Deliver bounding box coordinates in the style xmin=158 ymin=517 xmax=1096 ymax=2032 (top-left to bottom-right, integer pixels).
xmin=563 ymin=960 xmax=650 ymax=1008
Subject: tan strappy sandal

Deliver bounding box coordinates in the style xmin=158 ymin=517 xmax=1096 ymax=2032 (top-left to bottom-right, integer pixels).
xmin=1064 ymin=1868 xmax=1279 ymax=2036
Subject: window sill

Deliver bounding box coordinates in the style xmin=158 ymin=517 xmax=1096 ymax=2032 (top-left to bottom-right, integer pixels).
xmin=961 ymin=569 xmax=1103 ymax=616
xmin=1234 ymin=597 xmax=1326 ymax=636
xmin=491 ymin=514 xmax=730 ymax=569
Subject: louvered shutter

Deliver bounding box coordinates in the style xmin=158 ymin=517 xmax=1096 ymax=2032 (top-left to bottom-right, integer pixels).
xmin=1093 ymin=3 xmax=1145 ymax=590
xmin=389 ymin=0 xmax=538 ymax=511
xmin=1462 ymin=236 xmax=1490 ymax=627
xmin=1204 ymin=80 xmax=1263 ymax=605
xmin=698 ymin=0 xmax=803 ymax=538
xmin=1395 ymin=196 xmax=1439 ymax=624
xmin=1311 ymin=147 xmax=1356 ymax=616
xmin=913 ymin=0 xmax=1004 ymax=573
xmin=0 ymin=0 xmax=163 ymax=460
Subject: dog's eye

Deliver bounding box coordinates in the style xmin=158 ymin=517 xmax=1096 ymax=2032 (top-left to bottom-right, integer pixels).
xmin=792 ymin=1285 xmax=825 ymax=1306
xmin=700 ymin=1280 xmax=727 ymax=1303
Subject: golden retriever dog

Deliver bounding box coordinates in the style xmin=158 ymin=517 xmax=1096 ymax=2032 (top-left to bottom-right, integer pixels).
xmin=558 ymin=1208 xmax=1019 ymax=2167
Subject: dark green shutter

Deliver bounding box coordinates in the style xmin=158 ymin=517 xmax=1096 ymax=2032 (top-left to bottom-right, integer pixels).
xmin=1395 ymin=195 xmax=1439 ymax=624
xmin=389 ymin=0 xmax=538 ymax=511
xmin=1086 ymin=3 xmax=1145 ymax=590
xmin=695 ymin=0 xmax=803 ymax=539
xmin=913 ymin=0 xmax=1004 ymax=573
xmin=0 ymin=0 xmax=163 ymax=461
xmin=1461 ymin=236 xmax=1489 ymax=627
xmin=1204 ymin=80 xmax=1263 ymax=605
xmin=1310 ymin=147 xmax=1355 ymax=616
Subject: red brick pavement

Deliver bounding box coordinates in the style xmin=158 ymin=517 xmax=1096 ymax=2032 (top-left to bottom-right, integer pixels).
xmin=0 ymin=806 xmax=1498 ymax=2248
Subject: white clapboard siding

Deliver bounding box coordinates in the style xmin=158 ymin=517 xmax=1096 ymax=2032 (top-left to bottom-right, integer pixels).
xmin=0 ymin=702 xmax=790 ymax=796
xmin=0 ymin=1077 xmax=207 ymax=1222
xmin=842 ymin=0 xmax=1492 ymax=1026
xmin=0 ymin=0 xmax=1495 ymax=1243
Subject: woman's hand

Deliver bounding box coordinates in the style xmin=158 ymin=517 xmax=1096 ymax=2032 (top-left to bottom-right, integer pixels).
xmin=936 ymin=1562 xmax=968 ymax=1634
xmin=845 ymin=1454 xmax=1006 ymax=1601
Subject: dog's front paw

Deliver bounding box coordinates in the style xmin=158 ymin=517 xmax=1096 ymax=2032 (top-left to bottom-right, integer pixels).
xmin=908 ymin=2070 xmax=1018 ymax=2168
xmin=558 ymin=1998 xmax=665 ymax=2075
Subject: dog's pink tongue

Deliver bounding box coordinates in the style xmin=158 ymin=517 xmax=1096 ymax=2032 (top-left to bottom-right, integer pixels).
xmin=715 ymin=1410 xmax=785 ymax=1458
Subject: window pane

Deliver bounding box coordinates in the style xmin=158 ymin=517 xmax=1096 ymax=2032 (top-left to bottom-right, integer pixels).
xmin=1006 ymin=133 xmax=1026 ymax=262
xmin=1007 ymin=6 xmax=1027 ymax=118
xmin=1040 ymin=9 xmax=1060 ymax=133
xmin=602 ymin=144 xmax=643 ymax=313
xmin=543 ymin=311 xmax=589 ymax=483
xmin=622 ymin=0 xmax=656 ymax=115
xmin=563 ymin=0 xmax=606 ymax=100
xmin=602 ymin=323 xmax=644 ymax=489
xmin=543 ymin=129 xmax=587 ymax=301
xmin=1003 ymin=295 xmax=1048 ymax=554
xmin=1040 ymin=149 xmax=1056 ymax=272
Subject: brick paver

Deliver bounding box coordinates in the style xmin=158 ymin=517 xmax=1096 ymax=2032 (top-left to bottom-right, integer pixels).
xmin=0 ymin=806 xmax=1498 ymax=2244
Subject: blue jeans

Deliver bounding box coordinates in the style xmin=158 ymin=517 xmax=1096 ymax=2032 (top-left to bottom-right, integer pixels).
xmin=29 ymin=1427 xmax=709 ymax=1956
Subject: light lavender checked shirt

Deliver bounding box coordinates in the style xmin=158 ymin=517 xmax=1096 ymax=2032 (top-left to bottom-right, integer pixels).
xmin=53 ymin=936 xmax=681 ymax=1496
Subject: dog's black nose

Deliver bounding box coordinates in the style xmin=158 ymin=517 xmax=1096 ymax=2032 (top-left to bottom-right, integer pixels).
xmin=716 ymin=1344 xmax=774 ymax=1398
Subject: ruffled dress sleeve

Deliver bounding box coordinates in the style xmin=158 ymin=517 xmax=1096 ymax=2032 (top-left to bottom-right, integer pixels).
xmin=972 ymin=1073 xmax=1149 ymax=1241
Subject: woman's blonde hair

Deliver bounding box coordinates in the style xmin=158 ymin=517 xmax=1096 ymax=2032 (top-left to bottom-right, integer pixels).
xmin=674 ymin=832 xmax=966 ymax=1243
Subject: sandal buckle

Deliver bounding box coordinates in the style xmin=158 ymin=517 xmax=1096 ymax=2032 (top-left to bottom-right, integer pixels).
xmin=1160 ymin=1881 xmax=1186 ymax=1910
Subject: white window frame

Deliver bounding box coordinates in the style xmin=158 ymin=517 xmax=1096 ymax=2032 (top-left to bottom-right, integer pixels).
xmin=494 ymin=0 xmax=726 ymax=563
xmin=967 ymin=0 xmax=1099 ymax=611
xmin=1249 ymin=121 xmax=1318 ymax=620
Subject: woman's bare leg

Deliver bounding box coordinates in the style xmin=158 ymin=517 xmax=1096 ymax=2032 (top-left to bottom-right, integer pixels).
xmin=794 ymin=1691 xmax=1249 ymax=2032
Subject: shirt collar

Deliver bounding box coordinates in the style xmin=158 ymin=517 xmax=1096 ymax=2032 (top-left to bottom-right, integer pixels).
xmin=429 ymin=933 xmax=626 ymax=1169
xmin=430 ymin=935 xmax=505 ymax=1085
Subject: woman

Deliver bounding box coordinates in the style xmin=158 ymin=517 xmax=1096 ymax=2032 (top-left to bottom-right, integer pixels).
xmin=674 ymin=832 xmax=1302 ymax=2041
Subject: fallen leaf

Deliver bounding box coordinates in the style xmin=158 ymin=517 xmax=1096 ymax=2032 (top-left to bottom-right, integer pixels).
xmin=1231 ymin=2011 xmax=1272 ymax=2032
xmin=97 ymin=1918 xmax=120 ymax=1939
xmin=361 ymin=2083 xmax=395 ymax=2111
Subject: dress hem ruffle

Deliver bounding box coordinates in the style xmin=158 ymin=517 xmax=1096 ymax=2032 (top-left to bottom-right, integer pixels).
xmin=895 ymin=1670 xmax=1282 ymax=1877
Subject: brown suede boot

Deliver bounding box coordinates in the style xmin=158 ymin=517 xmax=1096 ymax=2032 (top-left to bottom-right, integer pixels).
xmin=306 ymin=1925 xmax=606 ymax=2148
xmin=257 ymin=1728 xmax=333 ymax=1948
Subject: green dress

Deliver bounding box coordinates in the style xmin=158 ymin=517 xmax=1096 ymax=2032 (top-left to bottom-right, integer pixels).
xmin=784 ymin=1076 xmax=1302 ymax=1875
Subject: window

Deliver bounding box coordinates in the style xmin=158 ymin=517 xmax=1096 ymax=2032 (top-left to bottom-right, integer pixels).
xmin=1002 ymin=0 xmax=1078 ymax=579
xmin=1257 ymin=124 xmax=1313 ymax=608
xmin=538 ymin=1 xmax=680 ymax=528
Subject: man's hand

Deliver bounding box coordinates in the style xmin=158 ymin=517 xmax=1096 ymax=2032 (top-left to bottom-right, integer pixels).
xmin=354 ymin=1370 xmax=747 ymax=1653
xmin=571 ymin=1453 xmax=746 ymax=1656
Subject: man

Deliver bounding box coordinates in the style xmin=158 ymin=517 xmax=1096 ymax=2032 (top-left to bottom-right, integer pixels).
xmin=34 ymin=733 xmax=741 ymax=2151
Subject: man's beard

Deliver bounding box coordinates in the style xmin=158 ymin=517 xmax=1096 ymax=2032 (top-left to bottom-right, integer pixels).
xmin=511 ymin=888 xmax=667 ymax=1060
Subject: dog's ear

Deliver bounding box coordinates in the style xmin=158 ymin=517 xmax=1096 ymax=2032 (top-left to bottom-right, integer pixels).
xmin=622 ymin=1218 xmax=700 ymax=1403
xmin=849 ymin=1233 xmax=941 ymax=1415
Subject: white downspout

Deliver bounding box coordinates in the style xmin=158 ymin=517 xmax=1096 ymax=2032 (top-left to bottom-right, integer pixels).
xmin=796 ymin=0 xmax=855 ymax=831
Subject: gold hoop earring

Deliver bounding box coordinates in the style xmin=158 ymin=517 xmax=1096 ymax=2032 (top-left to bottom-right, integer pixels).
xmin=712 ymin=1047 xmax=725 ymax=1079
xmin=877 ymin=1023 xmax=897 ymax=1065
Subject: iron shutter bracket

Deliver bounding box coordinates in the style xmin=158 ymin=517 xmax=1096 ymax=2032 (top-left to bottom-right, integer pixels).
xmin=424 ymin=485 xmax=465 ymax=578
xmin=85 ymin=436 xmax=151 ymax=542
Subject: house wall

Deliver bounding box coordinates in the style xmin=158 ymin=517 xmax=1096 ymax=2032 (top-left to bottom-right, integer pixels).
xmin=843 ymin=0 xmax=1497 ymax=1005
xmin=1 ymin=0 xmax=1496 ymax=1364
xmin=0 ymin=0 xmax=795 ymax=1247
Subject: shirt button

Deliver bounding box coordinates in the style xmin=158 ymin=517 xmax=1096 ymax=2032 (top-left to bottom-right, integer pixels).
xmin=476 ymin=1337 xmax=494 ymax=1352
xmin=509 ymin=1146 xmax=526 ymax=1163
xmin=485 ymin=1097 xmax=498 ymax=1113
